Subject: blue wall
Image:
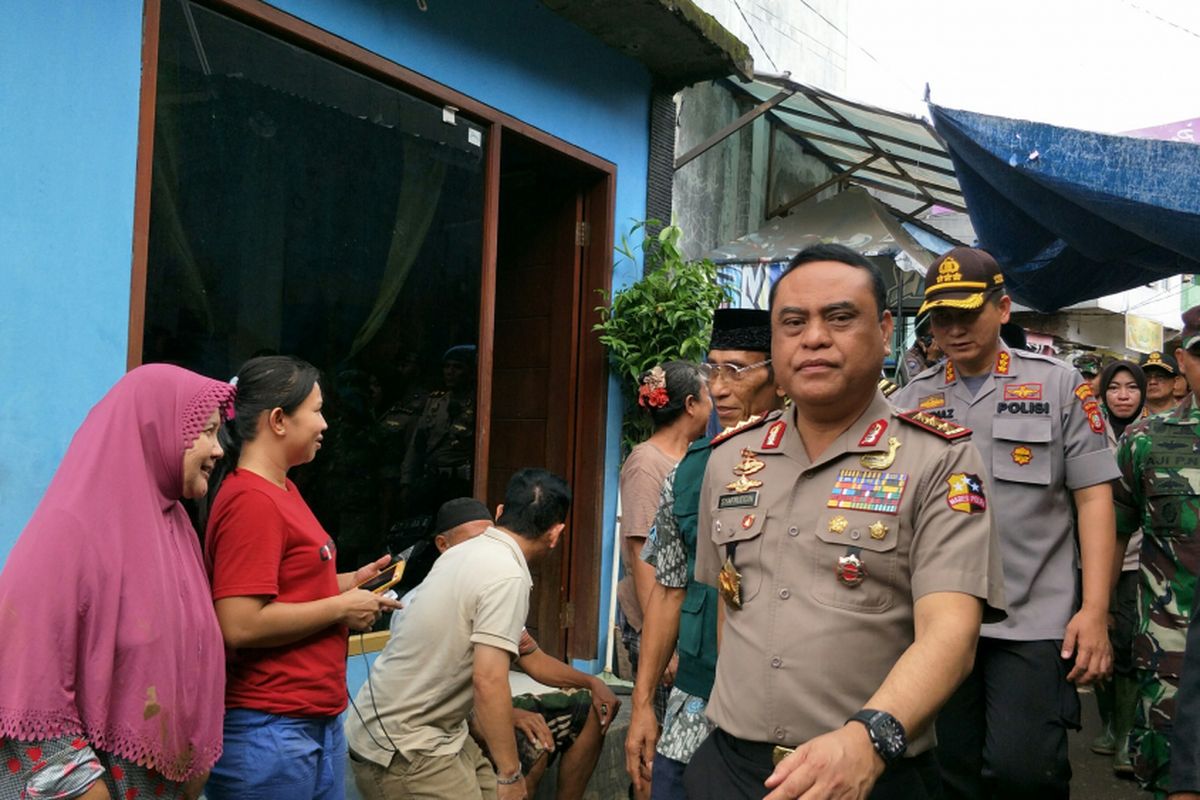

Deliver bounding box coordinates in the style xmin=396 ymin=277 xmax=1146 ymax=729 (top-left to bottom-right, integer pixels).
xmin=1 ymin=0 xmax=647 ymax=668
xmin=0 ymin=2 xmax=145 ymax=565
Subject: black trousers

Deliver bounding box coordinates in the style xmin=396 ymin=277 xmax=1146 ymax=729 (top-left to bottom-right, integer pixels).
xmin=683 ymin=728 xmax=940 ymax=800
xmin=936 ymin=638 xmax=1080 ymax=800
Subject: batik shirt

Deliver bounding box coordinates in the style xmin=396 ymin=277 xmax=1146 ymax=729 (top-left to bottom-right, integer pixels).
xmin=1115 ymin=395 xmax=1200 ymax=677
xmin=641 ymin=469 xmax=715 ymax=761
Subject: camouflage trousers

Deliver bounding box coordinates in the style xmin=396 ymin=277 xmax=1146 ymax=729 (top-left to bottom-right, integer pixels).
xmin=1131 ymin=667 xmax=1181 ymax=796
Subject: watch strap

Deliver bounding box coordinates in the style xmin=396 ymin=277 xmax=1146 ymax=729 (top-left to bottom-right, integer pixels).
xmin=847 ymin=708 xmax=907 ymax=763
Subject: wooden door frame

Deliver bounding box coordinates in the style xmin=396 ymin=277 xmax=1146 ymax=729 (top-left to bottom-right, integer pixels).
xmin=129 ymin=0 xmax=615 ymax=658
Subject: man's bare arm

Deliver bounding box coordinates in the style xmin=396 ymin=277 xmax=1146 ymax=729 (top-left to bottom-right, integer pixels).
xmin=473 ymin=644 xmax=522 ymax=778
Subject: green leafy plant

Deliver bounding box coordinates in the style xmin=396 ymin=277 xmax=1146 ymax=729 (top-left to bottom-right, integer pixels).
xmin=595 ymin=220 xmax=732 ymax=452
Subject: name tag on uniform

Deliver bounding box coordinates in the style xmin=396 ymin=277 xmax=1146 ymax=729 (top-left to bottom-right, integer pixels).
xmin=718 ymin=492 xmax=758 ymax=509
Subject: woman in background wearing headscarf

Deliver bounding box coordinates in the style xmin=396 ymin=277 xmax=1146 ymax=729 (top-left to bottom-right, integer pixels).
xmin=1091 ymin=359 xmax=1147 ymax=775
xmin=0 ymin=364 xmax=236 ymax=799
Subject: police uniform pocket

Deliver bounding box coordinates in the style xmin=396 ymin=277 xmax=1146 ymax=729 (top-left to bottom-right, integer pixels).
xmin=1145 ymin=470 xmax=1200 ymax=537
xmin=992 ymin=416 xmax=1052 ymax=485
xmin=711 ymin=508 xmax=765 ymax=604
xmin=810 ymin=510 xmax=898 ymax=613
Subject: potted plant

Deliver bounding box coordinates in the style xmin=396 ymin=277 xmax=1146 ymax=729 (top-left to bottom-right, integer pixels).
xmin=595 ymin=220 xmax=731 ymax=453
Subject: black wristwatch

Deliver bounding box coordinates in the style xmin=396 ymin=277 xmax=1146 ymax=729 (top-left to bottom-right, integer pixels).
xmin=847 ymin=709 xmax=907 ymax=764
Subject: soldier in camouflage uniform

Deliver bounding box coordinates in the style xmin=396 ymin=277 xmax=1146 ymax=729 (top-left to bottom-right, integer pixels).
xmin=1114 ymin=304 xmax=1200 ymax=797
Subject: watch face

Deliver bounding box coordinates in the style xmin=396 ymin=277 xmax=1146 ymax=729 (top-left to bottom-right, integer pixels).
xmin=872 ymin=714 xmax=907 ymax=759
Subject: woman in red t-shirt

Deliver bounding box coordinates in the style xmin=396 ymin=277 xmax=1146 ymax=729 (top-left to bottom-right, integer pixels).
xmin=203 ymin=355 xmax=399 ymax=800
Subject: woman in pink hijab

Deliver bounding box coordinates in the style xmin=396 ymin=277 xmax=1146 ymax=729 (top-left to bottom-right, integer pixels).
xmin=0 ymin=364 xmax=236 ymax=799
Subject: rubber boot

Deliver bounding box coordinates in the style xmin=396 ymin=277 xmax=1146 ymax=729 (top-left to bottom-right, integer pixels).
xmin=1113 ymin=674 xmax=1138 ymax=775
xmin=1090 ymin=679 xmax=1116 ymax=755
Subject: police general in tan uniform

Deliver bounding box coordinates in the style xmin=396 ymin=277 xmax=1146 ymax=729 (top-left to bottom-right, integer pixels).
xmin=685 ymin=243 xmax=1006 ymax=800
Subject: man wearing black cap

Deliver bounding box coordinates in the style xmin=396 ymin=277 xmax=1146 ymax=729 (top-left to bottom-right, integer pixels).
xmin=346 ymin=470 xmax=571 ymax=800
xmin=893 ymin=247 xmax=1120 ymax=799
xmin=625 ymin=307 xmax=783 ymax=799
xmin=1113 ymin=306 xmax=1200 ymax=796
xmin=392 ymin=498 xmax=621 ymax=800
xmin=1141 ymin=351 xmax=1181 ymax=416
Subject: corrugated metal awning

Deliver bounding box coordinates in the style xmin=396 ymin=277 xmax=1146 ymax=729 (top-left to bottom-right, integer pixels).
xmin=676 ymin=72 xmax=964 ymax=218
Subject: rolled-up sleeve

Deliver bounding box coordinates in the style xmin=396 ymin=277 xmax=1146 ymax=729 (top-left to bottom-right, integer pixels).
xmin=1060 ymin=372 xmax=1121 ymax=489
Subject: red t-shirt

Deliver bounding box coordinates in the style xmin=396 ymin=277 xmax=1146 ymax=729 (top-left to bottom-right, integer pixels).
xmin=205 ymin=469 xmax=348 ymax=717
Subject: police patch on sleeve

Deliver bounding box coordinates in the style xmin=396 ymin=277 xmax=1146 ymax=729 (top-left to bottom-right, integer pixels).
xmin=946 ymin=472 xmax=987 ymax=514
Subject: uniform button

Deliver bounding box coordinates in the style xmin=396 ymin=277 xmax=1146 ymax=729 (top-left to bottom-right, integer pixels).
xmin=715 ymin=521 xmax=722 ymax=533
xmin=770 ymin=657 xmax=782 ymax=668
xmin=787 ymin=526 xmax=799 ymax=537
xmin=779 ymin=588 xmax=790 ymax=599
xmin=850 ymin=530 xmax=861 ymax=540
xmin=774 ymin=727 xmax=786 ymax=740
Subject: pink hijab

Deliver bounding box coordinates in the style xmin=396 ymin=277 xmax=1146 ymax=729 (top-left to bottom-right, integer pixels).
xmin=0 ymin=364 xmax=236 ymax=781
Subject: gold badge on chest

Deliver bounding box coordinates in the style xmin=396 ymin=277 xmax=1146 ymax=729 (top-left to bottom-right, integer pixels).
xmin=725 ymin=475 xmax=763 ymax=493
xmin=733 ymin=448 xmax=765 ymax=476
xmin=718 ymin=556 xmax=743 ymax=609
xmin=727 ymin=448 xmax=766 ymax=493
xmin=860 ymin=436 xmax=902 ymax=470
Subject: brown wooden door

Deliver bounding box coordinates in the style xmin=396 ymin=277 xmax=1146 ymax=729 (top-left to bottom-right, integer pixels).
xmin=487 ymin=164 xmax=582 ymax=658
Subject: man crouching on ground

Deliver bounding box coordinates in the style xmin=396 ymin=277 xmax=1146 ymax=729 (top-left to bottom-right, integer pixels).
xmin=345 ymin=468 xmax=571 ymax=800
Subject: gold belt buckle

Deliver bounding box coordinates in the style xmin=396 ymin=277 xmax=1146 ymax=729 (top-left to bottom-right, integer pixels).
xmin=771 ymin=745 xmax=795 ymax=766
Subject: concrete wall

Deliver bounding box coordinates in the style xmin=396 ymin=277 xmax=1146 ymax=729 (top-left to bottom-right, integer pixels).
xmin=2 ymin=0 xmax=653 ymax=668
xmin=673 ymin=1 xmax=849 ymax=259
xmin=690 ymin=0 xmax=849 ymax=88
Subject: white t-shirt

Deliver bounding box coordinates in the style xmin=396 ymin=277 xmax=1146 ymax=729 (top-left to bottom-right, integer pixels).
xmin=345 ymin=527 xmax=532 ymax=765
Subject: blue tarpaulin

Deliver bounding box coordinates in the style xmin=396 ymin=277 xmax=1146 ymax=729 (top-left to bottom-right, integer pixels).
xmin=929 ymin=104 xmax=1200 ymax=312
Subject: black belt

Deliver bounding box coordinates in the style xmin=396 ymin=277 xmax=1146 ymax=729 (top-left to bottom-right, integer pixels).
xmin=716 ymin=728 xmax=934 ymax=773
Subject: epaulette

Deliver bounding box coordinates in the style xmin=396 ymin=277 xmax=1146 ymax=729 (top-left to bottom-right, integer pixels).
xmin=878 ymin=378 xmax=900 ymax=397
xmin=897 ymin=409 xmax=972 ymax=440
xmin=710 ymin=411 xmax=774 ymax=447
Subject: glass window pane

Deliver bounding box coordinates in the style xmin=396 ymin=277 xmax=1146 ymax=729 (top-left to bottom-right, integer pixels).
xmin=146 ymin=0 xmax=486 ymax=581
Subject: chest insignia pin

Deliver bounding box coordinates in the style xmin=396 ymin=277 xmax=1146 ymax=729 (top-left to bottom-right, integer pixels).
xmin=836 ymin=551 xmax=867 ymax=587
xmin=868 ymin=521 xmax=888 ymax=540
xmin=828 ymin=515 xmax=849 ymax=534
xmin=733 ymin=448 xmax=766 ymax=477
xmin=726 ymin=475 xmax=764 ymax=493
xmin=860 ymin=436 xmax=902 ymax=470
xmin=718 ymin=556 xmax=743 ymax=609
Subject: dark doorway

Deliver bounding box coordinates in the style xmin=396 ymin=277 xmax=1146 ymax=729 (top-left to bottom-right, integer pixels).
xmin=488 ymin=132 xmax=605 ymax=659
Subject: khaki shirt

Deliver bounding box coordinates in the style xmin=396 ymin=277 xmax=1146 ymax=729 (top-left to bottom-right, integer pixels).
xmin=893 ymin=345 xmax=1120 ymax=640
xmin=695 ymin=392 xmax=1005 ymax=754
xmin=345 ymin=527 xmax=531 ymax=765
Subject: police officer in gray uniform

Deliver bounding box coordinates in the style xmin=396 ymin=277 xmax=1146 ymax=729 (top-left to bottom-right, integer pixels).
xmin=686 ymin=244 xmax=1006 ymax=800
xmin=893 ymin=247 xmax=1120 ymax=799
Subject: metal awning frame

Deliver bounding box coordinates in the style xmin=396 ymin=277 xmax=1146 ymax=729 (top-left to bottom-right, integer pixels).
xmin=674 ymin=72 xmax=966 ymax=218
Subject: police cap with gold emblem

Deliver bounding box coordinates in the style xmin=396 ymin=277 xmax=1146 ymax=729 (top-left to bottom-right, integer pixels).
xmin=918 ymin=247 xmax=1005 ymax=315
xmin=1140 ymin=350 xmax=1178 ymax=376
